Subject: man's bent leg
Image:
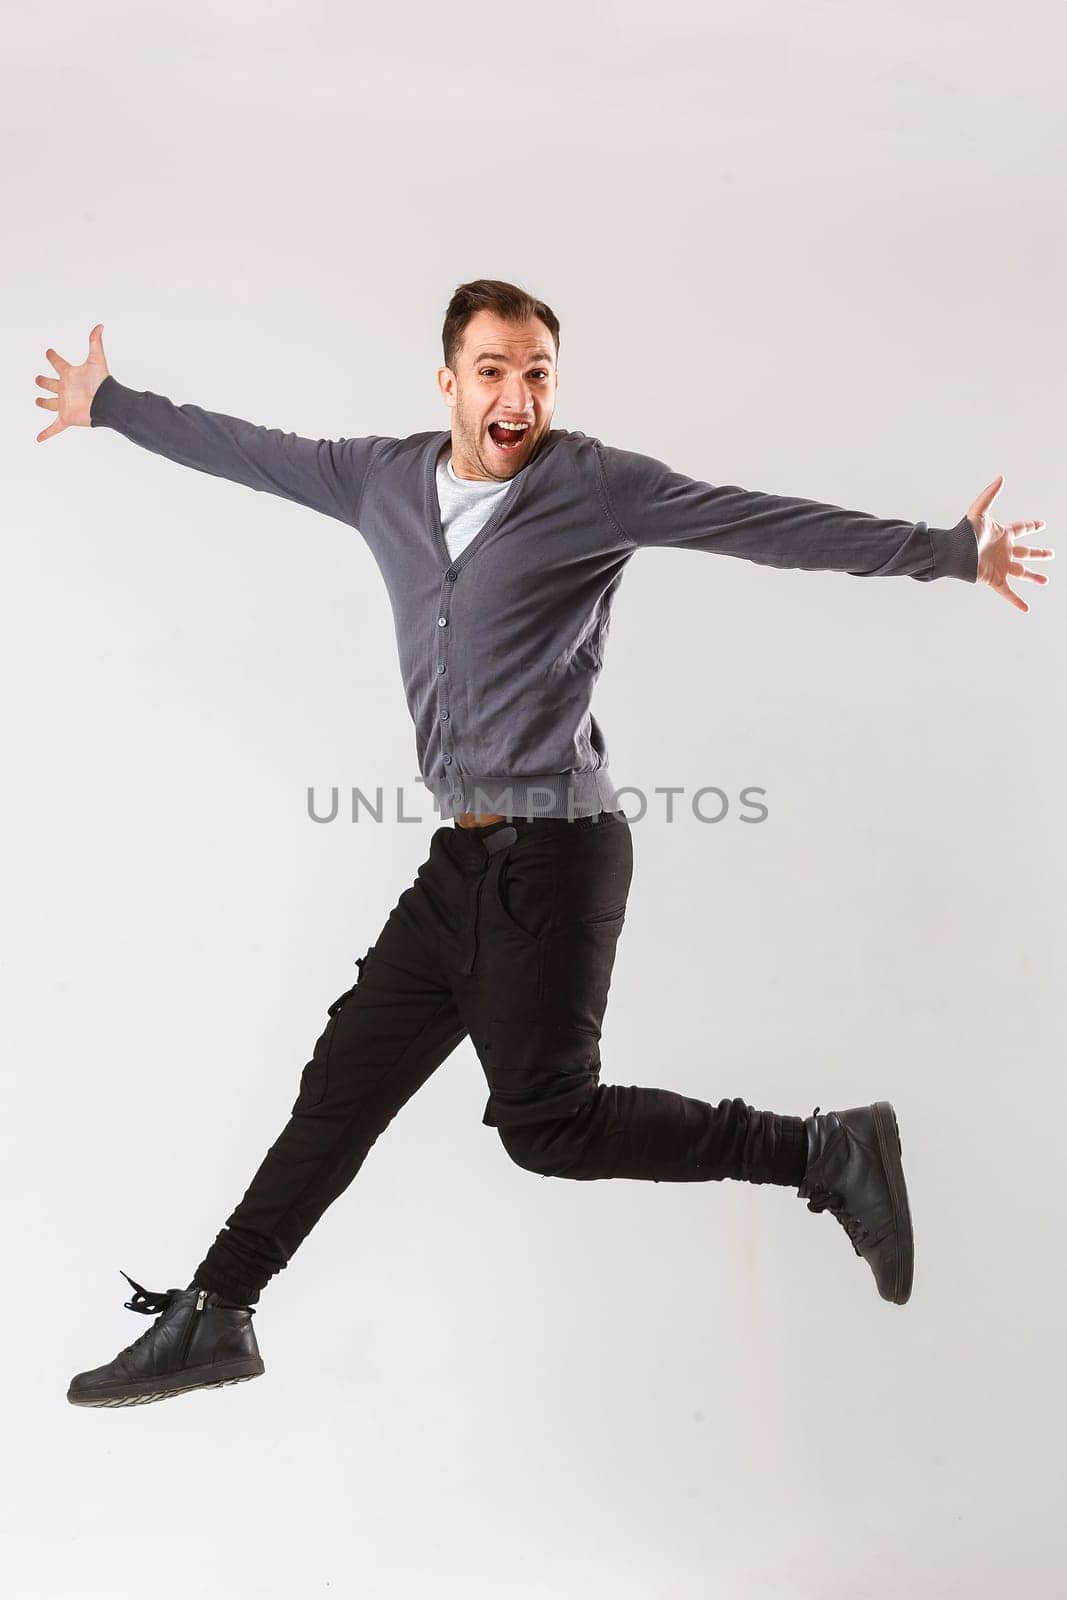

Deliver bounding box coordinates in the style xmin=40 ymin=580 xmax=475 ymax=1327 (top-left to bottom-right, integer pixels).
xmin=494 ymin=1086 xmax=808 ymax=1186
xmin=462 ymin=812 xmax=807 ymax=1188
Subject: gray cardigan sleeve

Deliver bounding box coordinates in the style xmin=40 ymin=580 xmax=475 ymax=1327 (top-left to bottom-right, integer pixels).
xmin=596 ymin=442 xmax=979 ymax=583
xmin=89 ymin=375 xmax=389 ymax=529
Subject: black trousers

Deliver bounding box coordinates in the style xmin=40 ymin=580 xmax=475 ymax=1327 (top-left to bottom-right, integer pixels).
xmin=194 ymin=811 xmax=806 ymax=1305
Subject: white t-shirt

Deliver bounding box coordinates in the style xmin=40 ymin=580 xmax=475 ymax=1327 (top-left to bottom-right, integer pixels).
xmin=435 ymin=444 xmax=521 ymax=562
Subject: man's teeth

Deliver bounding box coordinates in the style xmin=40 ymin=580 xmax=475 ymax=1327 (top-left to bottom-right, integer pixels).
xmin=493 ymin=421 xmax=527 ymax=431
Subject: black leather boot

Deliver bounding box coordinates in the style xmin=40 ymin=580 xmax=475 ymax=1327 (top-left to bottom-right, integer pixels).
xmin=67 ymin=1271 xmax=265 ymax=1407
xmin=797 ymin=1102 xmax=914 ymax=1305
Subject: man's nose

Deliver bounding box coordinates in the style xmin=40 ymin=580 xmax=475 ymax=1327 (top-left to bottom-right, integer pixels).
xmin=500 ymin=380 xmax=533 ymax=413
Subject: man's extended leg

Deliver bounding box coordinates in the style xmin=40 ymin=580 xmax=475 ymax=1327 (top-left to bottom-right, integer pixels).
xmin=191 ymin=941 xmax=467 ymax=1305
xmin=193 ymin=838 xmax=470 ymax=1306
xmin=67 ymin=826 xmax=472 ymax=1406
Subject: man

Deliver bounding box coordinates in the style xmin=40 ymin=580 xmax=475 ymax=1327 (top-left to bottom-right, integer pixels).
xmin=38 ymin=279 xmax=1051 ymax=1407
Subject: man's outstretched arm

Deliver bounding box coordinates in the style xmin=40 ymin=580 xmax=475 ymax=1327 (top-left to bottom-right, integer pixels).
xmin=35 ymin=324 xmax=390 ymax=530
xmin=597 ymin=442 xmax=1052 ymax=610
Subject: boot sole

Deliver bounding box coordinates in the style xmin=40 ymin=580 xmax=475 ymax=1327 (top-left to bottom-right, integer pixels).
xmin=67 ymin=1356 xmax=265 ymax=1408
xmin=872 ymin=1100 xmax=914 ymax=1304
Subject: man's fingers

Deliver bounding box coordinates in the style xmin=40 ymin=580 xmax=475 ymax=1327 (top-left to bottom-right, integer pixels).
xmin=35 ymin=420 xmax=63 ymax=442
xmin=1009 ymin=564 xmax=1049 ymax=584
xmin=998 ymin=583 xmax=1029 ymax=612
xmin=44 ymin=346 xmax=70 ymax=374
xmin=1012 ymin=545 xmax=1054 ymax=559
xmin=35 ymin=396 xmax=58 ymax=411
xmin=35 ymin=374 xmax=59 ymax=393
xmin=970 ymin=474 xmax=1006 ymax=520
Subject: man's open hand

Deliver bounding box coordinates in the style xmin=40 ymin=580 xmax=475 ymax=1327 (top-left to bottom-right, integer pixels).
xmin=967 ymin=474 xmax=1054 ymax=614
xmin=34 ymin=324 xmax=110 ymax=442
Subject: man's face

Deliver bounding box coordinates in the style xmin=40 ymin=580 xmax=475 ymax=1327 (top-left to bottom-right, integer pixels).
xmin=436 ymin=310 xmax=559 ymax=482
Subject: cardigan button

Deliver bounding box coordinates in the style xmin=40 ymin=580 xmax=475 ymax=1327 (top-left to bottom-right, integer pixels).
xmin=446 ymin=569 xmax=457 ymax=581
xmin=437 ymin=616 xmax=448 ymax=627
xmin=443 ymin=753 xmax=452 ymax=765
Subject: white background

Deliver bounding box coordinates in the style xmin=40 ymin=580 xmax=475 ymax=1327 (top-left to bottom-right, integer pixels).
xmin=4 ymin=1 xmax=1065 ymax=1595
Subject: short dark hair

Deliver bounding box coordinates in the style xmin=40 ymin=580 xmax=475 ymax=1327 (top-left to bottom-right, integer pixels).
xmin=441 ymin=278 xmax=560 ymax=375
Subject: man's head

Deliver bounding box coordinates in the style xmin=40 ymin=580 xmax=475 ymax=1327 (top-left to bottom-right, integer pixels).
xmin=437 ymin=279 xmax=560 ymax=482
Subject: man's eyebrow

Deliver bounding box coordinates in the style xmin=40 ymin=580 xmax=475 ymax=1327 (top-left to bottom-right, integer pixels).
xmin=472 ymin=350 xmax=554 ymax=365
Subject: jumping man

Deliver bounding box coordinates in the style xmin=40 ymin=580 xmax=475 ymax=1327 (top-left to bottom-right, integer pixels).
xmin=36 ymin=279 xmax=1052 ymax=1407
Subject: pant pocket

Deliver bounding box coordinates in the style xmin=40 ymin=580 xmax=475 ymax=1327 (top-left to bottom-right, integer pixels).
xmin=492 ymin=849 xmax=556 ymax=946
xmin=293 ymin=945 xmax=375 ymax=1111
xmin=479 ymin=1018 xmax=602 ymax=1127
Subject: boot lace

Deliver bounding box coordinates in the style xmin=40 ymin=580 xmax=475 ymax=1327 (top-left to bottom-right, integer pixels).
xmin=118 ymin=1270 xmax=182 ymax=1354
xmin=804 ymin=1187 xmax=869 ymax=1257
xmin=121 ymin=1271 xmax=177 ymax=1317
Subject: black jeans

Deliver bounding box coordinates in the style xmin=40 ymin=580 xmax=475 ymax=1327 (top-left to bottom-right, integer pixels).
xmin=194 ymin=811 xmax=806 ymax=1304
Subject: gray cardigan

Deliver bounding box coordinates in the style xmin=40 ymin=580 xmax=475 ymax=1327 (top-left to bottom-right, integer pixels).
xmin=89 ymin=375 xmax=978 ymax=819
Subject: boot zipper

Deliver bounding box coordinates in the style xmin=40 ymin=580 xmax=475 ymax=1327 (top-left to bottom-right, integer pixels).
xmin=177 ymin=1288 xmax=207 ymax=1367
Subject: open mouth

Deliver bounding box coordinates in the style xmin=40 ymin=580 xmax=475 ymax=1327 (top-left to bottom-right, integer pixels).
xmin=487 ymin=421 xmax=531 ymax=453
